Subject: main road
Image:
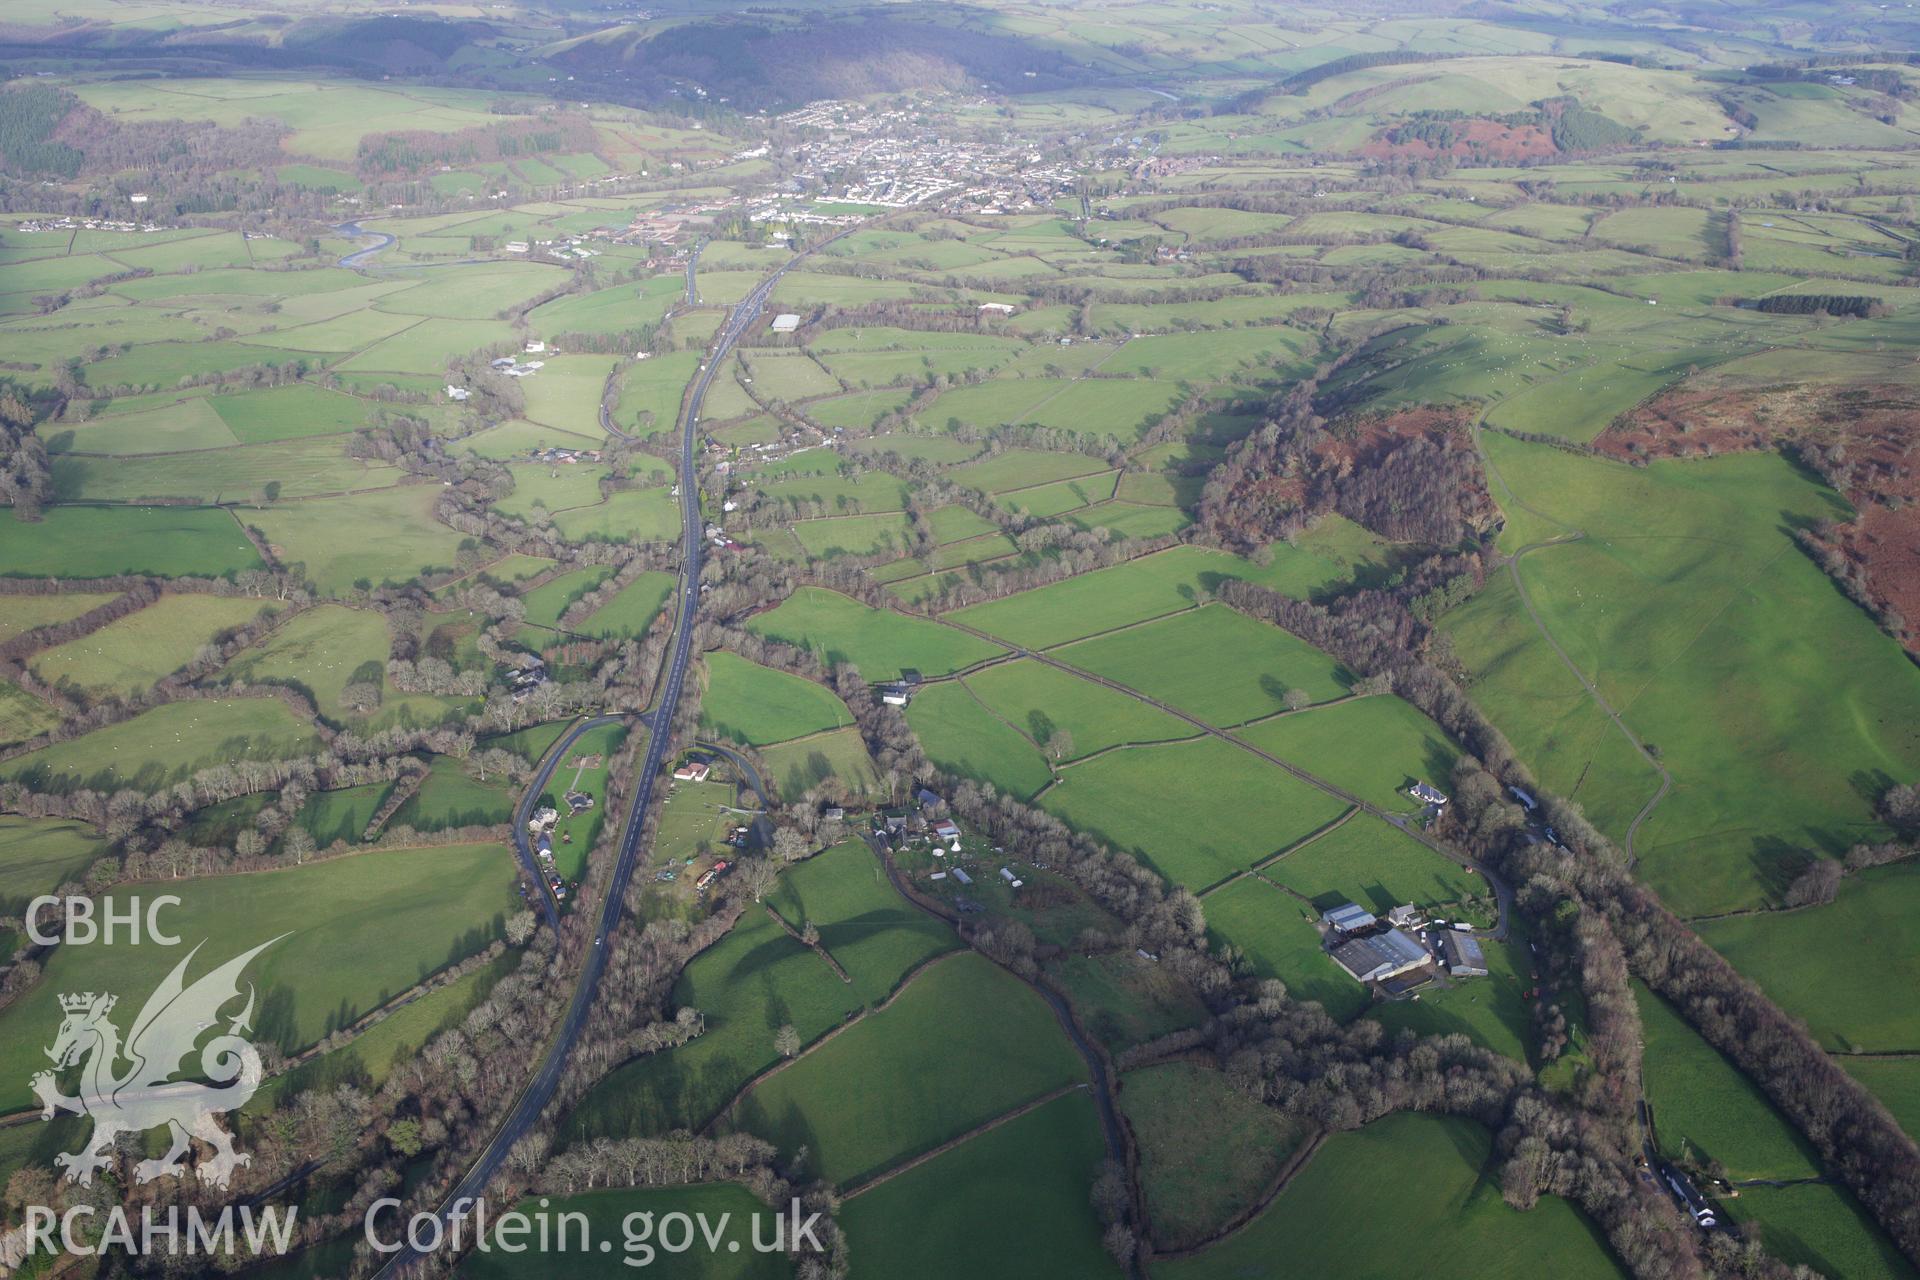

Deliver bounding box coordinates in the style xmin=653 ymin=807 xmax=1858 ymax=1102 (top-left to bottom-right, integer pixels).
xmin=371 ymin=244 xmax=815 ymax=1278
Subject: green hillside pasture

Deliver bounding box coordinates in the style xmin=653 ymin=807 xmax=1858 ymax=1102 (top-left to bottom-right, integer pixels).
xmin=569 ymin=903 xmax=865 ymax=1136
xmin=1439 ymin=570 xmax=1660 ymax=854
xmin=1371 ymin=927 xmax=1529 ymax=1061
xmin=1844 ymin=1058 xmax=1920 ymax=1148
xmin=946 ymin=544 xmax=1329 ymax=650
xmin=1488 ymin=439 xmax=1920 ymax=916
xmin=747 ymin=587 xmax=1002 ymax=678
xmin=494 ymin=462 xmax=608 ymax=519
xmin=701 ymin=650 xmax=849 ymax=746
xmin=1238 ymin=695 xmax=1460 ymax=813
xmin=45 ymin=396 xmax=235 ymax=455
xmin=375 ymin=263 xmax=570 ymax=321
xmin=905 ymin=683 xmax=1054 ymax=802
xmin=391 ymin=754 xmax=515 ymax=829
xmin=963 ymin=659 xmax=1190 ymax=759
xmin=837 ymin=1090 xmax=1118 ymax=1280
xmin=755 ymin=467 xmax=909 ymax=513
xmin=789 ymin=512 xmax=912 ymax=560
xmin=738 ymin=351 xmax=842 ymax=401
xmin=1635 ymin=983 xmax=1820 ymax=1180
xmin=0 ymin=680 xmax=58 ymax=747
xmin=28 ymin=594 xmax=271 ymax=700
xmin=460 ymin=418 xmax=600 ymax=461
xmin=1699 ymin=861 xmax=1920 ymax=1053
xmin=53 ymin=438 xmax=402 ymax=505
xmin=0 ymin=593 xmax=118 ymax=644
xmin=1 ymin=697 xmax=318 ymax=793
xmin=0 ymin=506 xmax=262 ymax=579
xmin=1727 ymin=1183 xmax=1918 ymax=1279
xmin=0 ymin=816 xmax=104 ymax=914
xmin=248 ymin=487 xmax=466 ymax=594
xmin=995 ymin=470 xmax=1118 ymax=519
xmin=1121 ymin=1061 xmax=1311 ymax=1251
xmin=1152 ymin=206 xmax=1296 ymax=243
xmin=1043 ymin=738 xmax=1349 ymax=890
xmin=804 ymin=387 xmax=915 ymax=431
xmin=549 ymin=486 xmax=680 ymax=544
xmin=814 ymin=343 xmax=1017 ymax=388
xmin=1104 ymin=327 xmax=1312 ymax=383
xmin=1202 ymin=876 xmax=1368 ymax=1021
xmin=944 ymin=445 xmax=1113 ymax=495
xmin=207 ymin=385 xmax=383 ymax=443
xmin=1591 ymin=206 xmax=1716 ymax=259
xmin=219 ymin=604 xmax=465 ymax=728
xmin=925 ymin=503 xmax=998 ymax=543
xmin=295 ymin=782 xmax=390 ymax=848
xmin=462 ymin=1184 xmax=790 ymax=1280
xmin=518 ymin=567 xmax=615 ymax=628
xmin=764 ymin=841 xmax=959 ymax=1005
xmin=615 ymin=352 xmax=701 ymax=437
xmin=760 ymin=727 xmax=882 ymax=797
xmin=772 ymin=271 xmax=924 ymax=308
xmin=1262 ymin=813 xmax=1489 ymax=916
xmin=1157 ymin=1112 xmax=1620 ymax=1280
xmin=521 ymin=355 xmax=620 ymax=437
xmin=527 ymin=275 xmax=683 ymax=338
xmin=0 ymin=842 xmax=518 ymax=1111
xmin=336 ymin=319 xmax=517 ymax=375
xmin=235 ymin=309 xmax=423 ymax=356
xmin=1057 ymin=604 xmax=1348 ymax=726
xmin=579 ymin=571 xmax=676 ymax=638
xmin=728 ymin=953 xmax=1083 ymax=1186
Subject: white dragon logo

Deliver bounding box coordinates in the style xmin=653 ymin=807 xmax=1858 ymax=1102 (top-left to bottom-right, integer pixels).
xmin=31 ymin=937 xmax=283 ymax=1190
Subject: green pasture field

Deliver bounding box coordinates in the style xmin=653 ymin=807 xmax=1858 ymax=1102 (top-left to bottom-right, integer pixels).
xmin=1151 ymin=206 xmax=1296 ymax=242
xmin=1 ymin=697 xmax=319 ymax=794
xmin=760 ymin=726 xmax=883 ymax=798
xmin=463 ymin=1184 xmax=789 ymax=1280
xmin=925 ymin=504 xmax=999 ymax=543
xmin=495 ymin=463 xmax=608 ymax=519
xmin=521 ymin=355 xmax=620 ymax=436
xmin=461 ymin=419 xmax=601 ymax=461
xmin=789 ymin=512 xmax=912 ymax=560
xmin=0 ymin=680 xmax=62 ymax=747
xmin=204 ymin=385 xmax=382 ymax=443
xmin=1157 ymin=1111 xmax=1620 ymax=1280
xmin=1070 ymin=500 xmax=1191 ymax=540
xmin=391 ymin=755 xmax=515 ymax=829
xmin=0 ymin=816 xmax=104 ymax=915
xmin=1105 ymin=327 xmax=1313 ymax=383
xmin=334 ymin=318 xmax=516 ymax=376
xmin=373 ymin=263 xmax=570 ymax=321
xmin=747 ymin=587 xmax=1002 ymax=679
xmin=1591 ymin=206 xmax=1717 ymax=259
xmin=82 ymin=342 xmax=304 ymax=393
xmin=218 ymin=604 xmax=468 ymax=727
xmin=568 ymin=899 xmax=865 ymax=1137
xmin=237 ymin=309 xmax=423 ymax=356
xmin=961 ymin=658 xmax=1191 ymax=758
xmin=296 ymin=782 xmax=391 ymax=849
xmin=53 ymin=438 xmax=402 ymax=506
xmin=804 ymin=387 xmax=915 ymax=431
xmin=462 ymin=553 xmax=556 ymax=590
xmin=249 ymin=487 xmax=467 ymax=594
xmin=0 ymin=592 xmax=117 ymax=643
xmin=1635 ymin=983 xmax=1821 ymax=1180
xmin=46 ymin=397 xmax=237 ymax=456
xmin=0 ymin=842 xmax=518 ymax=1111
xmin=994 ymin=470 xmax=1118 ymax=519
xmin=1046 ymin=951 xmax=1208 ymax=1053
xmin=615 ymin=353 xmax=702 ymax=437
xmin=764 ymin=841 xmax=959 ymax=1005
xmin=0 ymin=506 xmax=262 ymax=580
xmin=1043 ymin=737 xmax=1349 ymax=890
xmin=837 ymin=1089 xmax=1118 ymax=1280
xmin=701 ymin=650 xmax=850 ymax=746
xmin=1056 ymin=603 xmax=1348 ymax=726
xmin=535 ymin=722 xmax=626 ymax=879
xmin=905 ymin=682 xmax=1055 ymax=802
xmin=1726 ymin=1183 xmax=1918 ymax=1278
xmin=1698 ymin=861 xmax=1920 ymax=1053
xmin=519 ymin=567 xmax=615 ymax=628
xmin=579 ymin=571 xmax=676 ymax=638
xmin=529 ymin=276 xmax=683 ymax=338
xmin=28 ymin=594 xmax=271 ymax=700
xmin=738 ymin=351 xmax=842 ymax=400
xmin=755 ymin=468 xmax=908 ymax=513
xmin=946 ymin=544 xmax=1336 ymax=650
xmin=1262 ymin=813 xmax=1488 ymax=915
xmin=1202 ymin=875 xmax=1369 ymax=1021
xmin=1121 ymin=1060 xmax=1311 ymax=1250
xmin=1237 ymin=695 xmax=1460 ymax=813
xmin=1478 ymin=437 xmax=1920 ymax=916
xmin=549 ymin=486 xmax=681 ymax=544
xmin=252 ymin=953 xmax=509 ymax=1112
xmin=728 ymin=952 xmax=1083 ymax=1187
xmin=1844 ymin=1058 xmax=1920 ymax=1147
